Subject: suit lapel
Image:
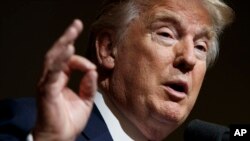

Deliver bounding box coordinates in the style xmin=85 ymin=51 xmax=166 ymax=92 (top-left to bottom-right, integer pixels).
xmin=81 ymin=104 xmax=113 ymax=141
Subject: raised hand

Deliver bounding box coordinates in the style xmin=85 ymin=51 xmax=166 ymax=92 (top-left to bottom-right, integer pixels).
xmin=33 ymin=19 xmax=98 ymax=141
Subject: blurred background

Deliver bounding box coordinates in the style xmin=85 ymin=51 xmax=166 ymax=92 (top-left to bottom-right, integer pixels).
xmin=1 ymin=0 xmax=249 ymax=140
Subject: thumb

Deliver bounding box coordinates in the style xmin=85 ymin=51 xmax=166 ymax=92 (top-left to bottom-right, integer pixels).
xmin=79 ymin=70 xmax=98 ymax=101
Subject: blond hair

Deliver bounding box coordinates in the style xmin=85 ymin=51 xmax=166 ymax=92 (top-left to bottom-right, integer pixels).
xmin=86 ymin=0 xmax=234 ymax=67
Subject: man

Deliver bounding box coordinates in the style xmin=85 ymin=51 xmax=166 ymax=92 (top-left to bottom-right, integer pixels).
xmin=0 ymin=0 xmax=234 ymax=140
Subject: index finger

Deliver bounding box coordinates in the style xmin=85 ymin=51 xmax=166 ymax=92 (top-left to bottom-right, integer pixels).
xmin=68 ymin=55 xmax=96 ymax=72
xmin=57 ymin=19 xmax=84 ymax=45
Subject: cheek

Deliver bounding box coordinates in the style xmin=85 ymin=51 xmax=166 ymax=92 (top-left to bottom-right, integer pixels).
xmin=193 ymin=63 xmax=206 ymax=91
xmin=111 ymin=40 xmax=168 ymax=112
xmin=188 ymin=63 xmax=207 ymax=107
xmin=117 ymin=35 xmax=167 ymax=83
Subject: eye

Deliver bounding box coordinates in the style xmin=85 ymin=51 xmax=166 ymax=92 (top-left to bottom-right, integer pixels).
xmin=158 ymin=32 xmax=172 ymax=38
xmin=195 ymin=45 xmax=206 ymax=52
xmin=195 ymin=42 xmax=208 ymax=52
xmin=153 ymin=27 xmax=177 ymax=46
xmin=156 ymin=27 xmax=175 ymax=39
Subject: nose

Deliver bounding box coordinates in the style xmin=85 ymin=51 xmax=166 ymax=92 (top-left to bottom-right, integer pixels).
xmin=173 ymin=38 xmax=197 ymax=73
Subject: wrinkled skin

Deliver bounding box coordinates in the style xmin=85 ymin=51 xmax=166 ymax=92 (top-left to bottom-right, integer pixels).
xmin=104 ymin=0 xmax=213 ymax=140
xmin=34 ymin=0 xmax=214 ymax=141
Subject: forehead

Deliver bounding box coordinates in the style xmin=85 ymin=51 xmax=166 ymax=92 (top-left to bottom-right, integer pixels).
xmin=142 ymin=0 xmax=212 ymax=28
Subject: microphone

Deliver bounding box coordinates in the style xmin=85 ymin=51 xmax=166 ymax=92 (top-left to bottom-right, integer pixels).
xmin=184 ymin=119 xmax=230 ymax=141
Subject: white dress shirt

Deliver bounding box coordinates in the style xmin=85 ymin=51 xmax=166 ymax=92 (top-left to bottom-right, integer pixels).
xmin=94 ymin=91 xmax=134 ymax=141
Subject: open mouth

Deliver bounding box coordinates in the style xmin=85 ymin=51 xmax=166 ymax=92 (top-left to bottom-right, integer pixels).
xmin=164 ymin=81 xmax=188 ymax=95
xmin=163 ymin=82 xmax=188 ymax=101
xmin=167 ymin=83 xmax=187 ymax=94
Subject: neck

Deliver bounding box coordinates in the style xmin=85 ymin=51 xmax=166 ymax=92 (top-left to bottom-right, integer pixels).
xmin=99 ymin=88 xmax=148 ymax=141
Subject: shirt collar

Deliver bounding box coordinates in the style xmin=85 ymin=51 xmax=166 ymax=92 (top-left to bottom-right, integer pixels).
xmin=94 ymin=91 xmax=134 ymax=141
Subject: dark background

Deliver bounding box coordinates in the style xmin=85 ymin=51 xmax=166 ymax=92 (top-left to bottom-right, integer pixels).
xmin=1 ymin=0 xmax=249 ymax=140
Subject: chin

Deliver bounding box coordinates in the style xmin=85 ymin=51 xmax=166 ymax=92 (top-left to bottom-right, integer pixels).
xmin=140 ymin=121 xmax=178 ymax=141
xmin=151 ymin=100 xmax=188 ymax=123
xmin=141 ymin=115 xmax=183 ymax=140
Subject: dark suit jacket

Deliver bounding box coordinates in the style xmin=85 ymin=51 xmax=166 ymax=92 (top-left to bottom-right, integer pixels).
xmin=0 ymin=98 xmax=113 ymax=141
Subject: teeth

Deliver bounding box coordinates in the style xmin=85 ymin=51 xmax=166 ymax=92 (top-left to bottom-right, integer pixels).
xmin=169 ymin=84 xmax=185 ymax=93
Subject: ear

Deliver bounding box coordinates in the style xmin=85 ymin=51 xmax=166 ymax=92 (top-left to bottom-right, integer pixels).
xmin=95 ymin=29 xmax=116 ymax=70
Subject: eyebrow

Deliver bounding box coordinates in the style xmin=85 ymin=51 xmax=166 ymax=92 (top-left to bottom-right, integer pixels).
xmin=146 ymin=9 xmax=214 ymax=39
xmin=147 ymin=9 xmax=183 ymax=30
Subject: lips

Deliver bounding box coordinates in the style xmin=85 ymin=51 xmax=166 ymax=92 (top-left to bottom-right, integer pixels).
xmin=163 ymin=80 xmax=188 ymax=101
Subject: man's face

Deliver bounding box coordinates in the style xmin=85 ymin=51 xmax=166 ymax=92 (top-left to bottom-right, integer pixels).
xmin=109 ymin=0 xmax=213 ymax=139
